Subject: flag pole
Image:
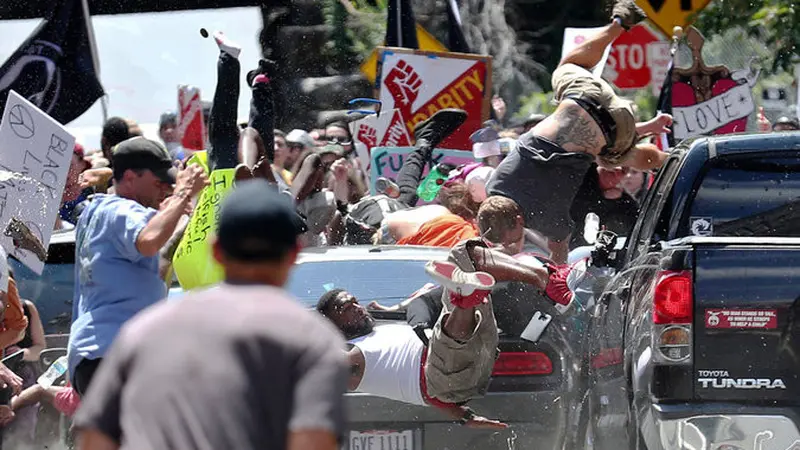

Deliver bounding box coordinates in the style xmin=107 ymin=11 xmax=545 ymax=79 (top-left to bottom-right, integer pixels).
xmin=80 ymin=0 xmax=107 ymax=123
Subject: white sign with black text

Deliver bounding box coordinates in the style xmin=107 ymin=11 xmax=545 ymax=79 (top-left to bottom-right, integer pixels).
xmin=0 ymin=90 xmax=75 ymax=274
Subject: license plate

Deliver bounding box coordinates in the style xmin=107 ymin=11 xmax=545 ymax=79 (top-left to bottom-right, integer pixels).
xmin=347 ymin=430 xmax=414 ymax=450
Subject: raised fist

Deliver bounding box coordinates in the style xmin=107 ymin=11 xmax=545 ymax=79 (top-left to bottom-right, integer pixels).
xmin=384 ymin=60 xmax=423 ymax=107
xmin=358 ymin=124 xmax=378 ymax=149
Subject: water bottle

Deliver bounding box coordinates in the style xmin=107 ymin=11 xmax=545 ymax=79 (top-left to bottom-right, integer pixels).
xmin=583 ymin=212 xmax=600 ymax=245
xmin=416 ymin=164 xmax=450 ymax=202
xmin=37 ymin=355 xmax=68 ymax=388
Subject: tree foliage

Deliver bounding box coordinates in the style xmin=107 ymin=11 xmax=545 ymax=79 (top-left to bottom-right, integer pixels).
xmin=694 ymin=0 xmax=800 ymax=72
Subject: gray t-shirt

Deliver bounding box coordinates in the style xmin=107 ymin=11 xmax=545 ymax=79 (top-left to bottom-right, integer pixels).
xmin=487 ymin=133 xmax=593 ymax=242
xmin=73 ymin=284 xmax=348 ymax=449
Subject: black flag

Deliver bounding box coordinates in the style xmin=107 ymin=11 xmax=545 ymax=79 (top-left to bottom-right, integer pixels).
xmin=445 ymin=0 xmax=471 ymax=53
xmin=385 ymin=0 xmax=419 ymax=49
xmin=0 ymin=0 xmax=104 ymax=125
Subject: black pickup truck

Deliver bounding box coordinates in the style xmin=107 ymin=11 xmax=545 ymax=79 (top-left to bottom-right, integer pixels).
xmin=579 ymin=132 xmax=800 ymax=449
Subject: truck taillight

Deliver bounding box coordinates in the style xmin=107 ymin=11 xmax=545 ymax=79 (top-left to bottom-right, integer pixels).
xmin=653 ymin=270 xmax=693 ymax=324
xmin=652 ymin=270 xmax=693 ymax=365
xmin=492 ymin=352 xmax=552 ymax=376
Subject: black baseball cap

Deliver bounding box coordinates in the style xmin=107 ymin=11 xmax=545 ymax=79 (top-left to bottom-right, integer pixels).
xmin=217 ymin=179 xmax=308 ymax=261
xmin=112 ymin=137 xmax=177 ymax=184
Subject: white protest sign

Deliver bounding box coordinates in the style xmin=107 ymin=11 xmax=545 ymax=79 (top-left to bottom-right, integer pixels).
xmin=0 ymin=91 xmax=75 ymax=274
xmin=561 ymin=27 xmax=612 ymax=78
xmin=672 ymin=69 xmax=759 ymax=139
xmin=349 ymin=108 xmax=412 ymax=171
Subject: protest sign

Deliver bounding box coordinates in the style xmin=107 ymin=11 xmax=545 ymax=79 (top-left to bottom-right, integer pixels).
xmin=671 ymin=28 xmax=759 ymax=139
xmin=172 ymin=152 xmax=235 ymax=291
xmin=561 ymin=27 xmax=612 ymax=78
xmin=0 ymin=90 xmax=75 ymax=274
xmin=178 ymin=85 xmax=205 ymax=151
xmin=369 ymin=147 xmax=476 ymax=197
xmin=349 ymin=108 xmax=412 ymax=171
xmin=376 ymin=47 xmax=492 ymax=151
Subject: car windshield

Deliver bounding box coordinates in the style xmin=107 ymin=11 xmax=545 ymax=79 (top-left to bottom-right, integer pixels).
xmin=286 ymin=259 xmax=437 ymax=308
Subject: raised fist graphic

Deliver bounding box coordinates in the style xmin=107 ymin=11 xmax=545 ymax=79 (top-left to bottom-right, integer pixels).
xmin=358 ymin=124 xmax=378 ymax=149
xmin=384 ymin=60 xmax=423 ymax=108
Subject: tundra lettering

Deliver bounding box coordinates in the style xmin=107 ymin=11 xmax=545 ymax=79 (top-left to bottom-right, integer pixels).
xmin=697 ymin=378 xmax=787 ymax=389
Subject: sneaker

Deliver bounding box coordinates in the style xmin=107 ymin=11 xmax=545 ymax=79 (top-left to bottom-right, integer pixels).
xmin=414 ymin=109 xmax=468 ymax=149
xmin=213 ymin=31 xmax=241 ymax=59
xmin=425 ymin=260 xmax=495 ymax=309
xmin=611 ymin=0 xmax=646 ymax=30
xmin=247 ymin=59 xmax=277 ymax=87
xmin=375 ymin=177 xmax=400 ymax=198
xmin=544 ymin=264 xmax=576 ymax=314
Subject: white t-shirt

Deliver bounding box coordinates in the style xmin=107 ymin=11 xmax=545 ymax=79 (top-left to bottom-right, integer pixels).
xmin=348 ymin=324 xmax=426 ymax=406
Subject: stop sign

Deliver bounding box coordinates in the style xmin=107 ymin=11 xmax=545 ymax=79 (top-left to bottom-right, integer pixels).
xmin=606 ymin=23 xmax=664 ymax=90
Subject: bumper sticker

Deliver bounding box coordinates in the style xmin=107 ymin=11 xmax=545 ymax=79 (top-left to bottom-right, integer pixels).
xmin=705 ymin=309 xmax=777 ymax=329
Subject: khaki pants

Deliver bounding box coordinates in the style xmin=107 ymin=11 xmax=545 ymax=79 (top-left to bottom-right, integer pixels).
xmin=424 ymin=238 xmax=499 ymax=404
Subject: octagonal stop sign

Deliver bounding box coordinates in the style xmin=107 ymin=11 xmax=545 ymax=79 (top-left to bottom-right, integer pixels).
xmin=606 ymin=23 xmax=666 ymax=90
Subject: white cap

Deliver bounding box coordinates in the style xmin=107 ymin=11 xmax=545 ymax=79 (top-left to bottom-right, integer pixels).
xmin=472 ymin=140 xmax=501 ymax=159
xmin=465 ymin=166 xmax=495 ymax=203
xmin=0 ymin=246 xmax=9 ymax=293
xmin=286 ymin=129 xmax=315 ymax=149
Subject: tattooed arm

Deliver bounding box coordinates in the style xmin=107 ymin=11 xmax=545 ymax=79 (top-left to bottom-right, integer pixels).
xmin=536 ymin=102 xmax=606 ymax=154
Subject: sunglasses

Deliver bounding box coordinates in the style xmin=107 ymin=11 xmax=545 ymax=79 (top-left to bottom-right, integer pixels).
xmin=328 ymin=137 xmax=353 ymax=146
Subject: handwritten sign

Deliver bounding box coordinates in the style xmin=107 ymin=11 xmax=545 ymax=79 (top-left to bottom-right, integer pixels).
xmin=376 ymin=48 xmax=492 ymax=150
xmin=172 ymin=164 xmax=235 ymax=291
xmin=369 ymin=147 xmax=476 ymax=196
xmin=0 ymin=91 xmax=74 ymax=274
xmin=349 ymin=108 xmax=411 ymax=170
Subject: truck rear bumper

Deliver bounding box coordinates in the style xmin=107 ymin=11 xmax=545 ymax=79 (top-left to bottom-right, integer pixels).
xmin=648 ymin=404 xmax=800 ymax=450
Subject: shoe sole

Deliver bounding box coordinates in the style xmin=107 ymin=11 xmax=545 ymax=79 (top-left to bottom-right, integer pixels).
xmin=425 ymin=260 xmax=495 ymax=296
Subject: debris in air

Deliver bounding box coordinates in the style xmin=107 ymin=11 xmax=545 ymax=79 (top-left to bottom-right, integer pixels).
xmin=200 ymin=28 xmax=209 ymax=38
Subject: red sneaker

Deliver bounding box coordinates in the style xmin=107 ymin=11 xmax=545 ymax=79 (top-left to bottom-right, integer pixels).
xmin=545 ymin=264 xmax=575 ymax=314
xmin=425 ymin=260 xmax=495 ymax=309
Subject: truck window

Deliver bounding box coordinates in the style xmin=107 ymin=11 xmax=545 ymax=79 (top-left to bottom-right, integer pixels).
xmin=685 ymin=156 xmax=800 ymax=237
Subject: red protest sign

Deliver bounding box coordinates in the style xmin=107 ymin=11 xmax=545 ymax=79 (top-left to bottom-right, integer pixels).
xmin=376 ymin=47 xmax=492 ymax=151
xmin=606 ymin=23 xmax=669 ymax=91
xmin=178 ymin=85 xmax=206 ymax=151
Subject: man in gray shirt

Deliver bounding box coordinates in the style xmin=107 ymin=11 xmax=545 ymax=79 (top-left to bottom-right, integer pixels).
xmin=74 ymin=180 xmax=348 ymax=450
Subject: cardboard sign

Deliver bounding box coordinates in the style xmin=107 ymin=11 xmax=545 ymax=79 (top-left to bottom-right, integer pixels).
xmin=178 ymin=85 xmax=206 ymax=151
xmin=376 ymin=47 xmax=492 ymax=151
xmin=349 ymin=108 xmax=412 ymax=171
xmin=368 ymin=146 xmax=476 ymax=196
xmin=705 ymin=309 xmax=778 ymax=330
xmin=671 ymin=28 xmax=759 ymax=139
xmin=562 ymin=27 xmax=612 ymax=78
xmin=172 ymin=154 xmax=235 ymax=291
xmin=0 ymin=91 xmax=74 ymax=274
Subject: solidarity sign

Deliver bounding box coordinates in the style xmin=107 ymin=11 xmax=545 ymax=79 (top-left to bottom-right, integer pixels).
xmin=374 ymin=48 xmax=492 ymax=151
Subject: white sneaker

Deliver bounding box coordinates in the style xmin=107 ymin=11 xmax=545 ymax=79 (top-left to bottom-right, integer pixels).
xmin=424 ymin=260 xmax=495 ymax=296
xmin=214 ymin=31 xmax=241 ymax=59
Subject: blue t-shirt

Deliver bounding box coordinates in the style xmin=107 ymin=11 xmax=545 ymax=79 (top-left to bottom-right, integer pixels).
xmin=67 ymin=194 xmax=165 ymax=381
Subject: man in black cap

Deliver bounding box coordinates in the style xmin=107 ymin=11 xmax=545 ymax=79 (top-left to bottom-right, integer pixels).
xmin=68 ymin=137 xmax=208 ymax=398
xmin=74 ymin=180 xmax=347 ymax=450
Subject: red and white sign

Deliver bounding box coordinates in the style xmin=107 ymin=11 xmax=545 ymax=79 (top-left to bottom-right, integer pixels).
xmin=376 ymin=47 xmax=492 ymax=151
xmin=604 ymin=24 xmax=670 ymax=91
xmin=178 ymin=85 xmax=206 ymax=151
xmin=350 ymin=108 xmax=412 ymax=170
xmin=705 ymin=309 xmax=778 ymax=330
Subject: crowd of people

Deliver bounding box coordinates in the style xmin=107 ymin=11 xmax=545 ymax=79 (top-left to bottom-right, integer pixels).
xmin=0 ymin=0 xmax=794 ymax=448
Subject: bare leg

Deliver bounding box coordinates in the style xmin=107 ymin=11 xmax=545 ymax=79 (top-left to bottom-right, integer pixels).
xmin=442 ymin=308 xmax=478 ymax=341
xmin=291 ymin=153 xmax=326 ymax=202
xmin=559 ymin=22 xmax=624 ymax=69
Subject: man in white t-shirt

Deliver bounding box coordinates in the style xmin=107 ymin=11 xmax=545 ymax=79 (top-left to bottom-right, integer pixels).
xmin=316 ymin=288 xmax=507 ymax=430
